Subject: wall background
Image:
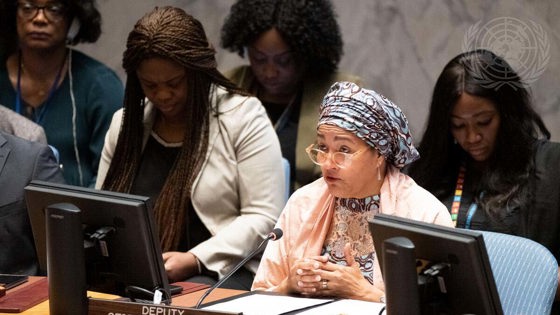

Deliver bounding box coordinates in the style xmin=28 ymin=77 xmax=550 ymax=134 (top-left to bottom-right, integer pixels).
xmin=78 ymin=0 xmax=560 ymax=141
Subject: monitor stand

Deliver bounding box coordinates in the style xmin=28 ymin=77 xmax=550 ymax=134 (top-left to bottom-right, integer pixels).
xmin=46 ymin=203 xmax=88 ymax=315
xmin=382 ymin=236 xmax=421 ymax=315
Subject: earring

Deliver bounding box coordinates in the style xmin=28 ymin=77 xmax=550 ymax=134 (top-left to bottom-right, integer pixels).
xmin=377 ymin=167 xmax=381 ymax=181
xmin=453 ymin=138 xmax=458 ymax=145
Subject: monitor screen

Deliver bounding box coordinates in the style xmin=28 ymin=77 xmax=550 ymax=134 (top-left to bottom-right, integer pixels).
xmin=369 ymin=213 xmax=503 ymax=315
xmin=24 ymin=180 xmax=171 ymax=302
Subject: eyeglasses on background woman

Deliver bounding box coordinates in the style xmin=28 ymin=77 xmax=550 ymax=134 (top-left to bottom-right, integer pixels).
xmin=17 ymin=2 xmax=66 ymax=22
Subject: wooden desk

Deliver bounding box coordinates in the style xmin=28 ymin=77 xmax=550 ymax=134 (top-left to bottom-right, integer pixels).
xmin=0 ymin=277 xmax=245 ymax=315
xmin=172 ymin=287 xmax=246 ymax=307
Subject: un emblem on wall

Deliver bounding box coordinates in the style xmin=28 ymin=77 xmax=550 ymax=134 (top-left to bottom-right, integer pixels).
xmin=462 ymin=17 xmax=550 ymax=89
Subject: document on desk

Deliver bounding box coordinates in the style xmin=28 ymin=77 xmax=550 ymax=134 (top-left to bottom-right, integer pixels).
xmin=201 ymin=292 xmax=333 ymax=315
xmin=296 ymin=299 xmax=385 ymax=314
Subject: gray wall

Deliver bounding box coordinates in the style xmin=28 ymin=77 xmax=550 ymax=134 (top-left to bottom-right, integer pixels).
xmin=78 ymin=0 xmax=560 ymax=141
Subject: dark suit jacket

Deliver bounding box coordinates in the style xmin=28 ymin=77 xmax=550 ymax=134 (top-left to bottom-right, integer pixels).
xmin=0 ymin=131 xmax=65 ymax=275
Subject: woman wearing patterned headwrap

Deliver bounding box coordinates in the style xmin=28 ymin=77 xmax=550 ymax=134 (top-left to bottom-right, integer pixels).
xmin=252 ymin=81 xmax=452 ymax=301
xmin=95 ymin=6 xmax=284 ymax=290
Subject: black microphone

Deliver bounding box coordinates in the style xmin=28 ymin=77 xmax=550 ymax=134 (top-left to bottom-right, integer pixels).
xmin=194 ymin=228 xmax=283 ymax=309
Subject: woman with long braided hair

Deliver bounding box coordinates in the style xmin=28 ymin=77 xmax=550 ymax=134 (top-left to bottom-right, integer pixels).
xmin=95 ymin=6 xmax=284 ymax=289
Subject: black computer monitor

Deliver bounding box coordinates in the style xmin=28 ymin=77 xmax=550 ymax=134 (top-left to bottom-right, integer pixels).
xmin=369 ymin=213 xmax=503 ymax=315
xmin=24 ymin=180 xmax=172 ymax=304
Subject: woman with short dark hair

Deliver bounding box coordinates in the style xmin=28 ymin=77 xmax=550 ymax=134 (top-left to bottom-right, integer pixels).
xmin=221 ymin=0 xmax=362 ymax=192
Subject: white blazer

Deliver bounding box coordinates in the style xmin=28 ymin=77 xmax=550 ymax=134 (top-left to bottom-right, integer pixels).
xmin=96 ymin=86 xmax=285 ymax=277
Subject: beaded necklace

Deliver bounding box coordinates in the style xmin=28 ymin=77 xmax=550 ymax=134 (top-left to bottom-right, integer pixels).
xmin=451 ymin=163 xmax=479 ymax=229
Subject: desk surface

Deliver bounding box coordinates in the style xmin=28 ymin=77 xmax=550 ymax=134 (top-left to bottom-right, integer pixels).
xmin=0 ymin=277 xmax=245 ymax=315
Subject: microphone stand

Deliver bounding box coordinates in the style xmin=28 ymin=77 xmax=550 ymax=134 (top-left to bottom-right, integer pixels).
xmin=194 ymin=229 xmax=282 ymax=309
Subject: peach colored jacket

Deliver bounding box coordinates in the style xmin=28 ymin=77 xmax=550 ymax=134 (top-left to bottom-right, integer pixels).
xmin=252 ymin=166 xmax=453 ymax=292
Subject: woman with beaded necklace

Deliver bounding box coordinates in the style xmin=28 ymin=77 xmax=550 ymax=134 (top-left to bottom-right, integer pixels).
xmin=406 ymin=49 xmax=560 ymax=311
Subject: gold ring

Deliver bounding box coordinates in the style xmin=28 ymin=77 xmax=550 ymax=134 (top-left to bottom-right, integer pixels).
xmin=322 ymin=279 xmax=328 ymax=289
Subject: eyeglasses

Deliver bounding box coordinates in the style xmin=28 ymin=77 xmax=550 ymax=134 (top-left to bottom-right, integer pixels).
xmin=17 ymin=2 xmax=67 ymax=22
xmin=306 ymin=144 xmax=368 ymax=169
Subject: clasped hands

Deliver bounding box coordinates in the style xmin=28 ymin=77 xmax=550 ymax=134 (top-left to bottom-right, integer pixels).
xmin=282 ymin=243 xmax=384 ymax=302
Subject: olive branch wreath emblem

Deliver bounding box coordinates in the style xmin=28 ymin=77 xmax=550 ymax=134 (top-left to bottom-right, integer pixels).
xmin=461 ymin=17 xmax=550 ymax=90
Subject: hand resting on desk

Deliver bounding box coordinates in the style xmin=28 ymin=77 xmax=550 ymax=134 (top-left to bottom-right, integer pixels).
xmin=162 ymin=251 xmax=199 ymax=282
xmin=277 ymin=243 xmax=384 ymax=302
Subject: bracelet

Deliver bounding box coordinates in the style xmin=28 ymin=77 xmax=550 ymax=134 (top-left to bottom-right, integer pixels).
xmin=194 ymin=256 xmax=202 ymax=274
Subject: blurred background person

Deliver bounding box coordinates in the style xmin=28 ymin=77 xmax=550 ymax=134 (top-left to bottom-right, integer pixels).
xmin=96 ymin=6 xmax=284 ymax=290
xmin=0 ymin=130 xmax=65 ymax=275
xmin=253 ymin=81 xmax=452 ymax=301
xmin=405 ymin=49 xmax=560 ymax=308
xmin=0 ymin=0 xmax=124 ymax=187
xmin=221 ymin=0 xmax=362 ymax=192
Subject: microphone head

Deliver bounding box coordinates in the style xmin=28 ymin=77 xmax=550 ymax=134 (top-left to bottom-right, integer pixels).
xmin=269 ymin=228 xmax=283 ymax=241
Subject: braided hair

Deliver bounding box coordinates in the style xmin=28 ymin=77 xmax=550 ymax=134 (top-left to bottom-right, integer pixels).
xmin=102 ymin=6 xmax=247 ymax=251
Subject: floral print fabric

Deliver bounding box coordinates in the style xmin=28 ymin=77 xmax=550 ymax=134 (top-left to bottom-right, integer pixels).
xmin=322 ymin=195 xmax=380 ymax=284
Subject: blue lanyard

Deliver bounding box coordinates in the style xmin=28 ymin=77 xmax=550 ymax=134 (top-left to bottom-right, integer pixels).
xmin=464 ymin=203 xmax=477 ymax=230
xmin=16 ymin=51 xmax=65 ymax=125
xmin=464 ymin=191 xmax=485 ymax=230
xmin=452 ymin=163 xmax=484 ymax=230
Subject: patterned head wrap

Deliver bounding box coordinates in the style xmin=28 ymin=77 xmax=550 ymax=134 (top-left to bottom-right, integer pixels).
xmin=318 ymin=81 xmax=419 ymax=168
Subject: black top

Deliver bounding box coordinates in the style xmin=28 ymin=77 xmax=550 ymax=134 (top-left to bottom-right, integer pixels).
xmin=442 ymin=140 xmax=560 ymax=260
xmin=131 ymin=134 xmax=211 ymax=252
xmin=442 ymin=168 xmax=518 ymax=234
xmin=436 ymin=140 xmax=560 ymax=314
xmin=261 ymin=91 xmax=303 ymax=193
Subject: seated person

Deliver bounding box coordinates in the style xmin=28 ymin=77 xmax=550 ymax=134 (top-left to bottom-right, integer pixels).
xmin=405 ymin=49 xmax=560 ymax=308
xmin=221 ymin=0 xmax=362 ymax=192
xmin=96 ymin=6 xmax=284 ymax=290
xmin=252 ymin=81 xmax=453 ymax=302
xmin=0 ymin=0 xmax=124 ymax=187
xmin=0 ymin=130 xmax=65 ymax=275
